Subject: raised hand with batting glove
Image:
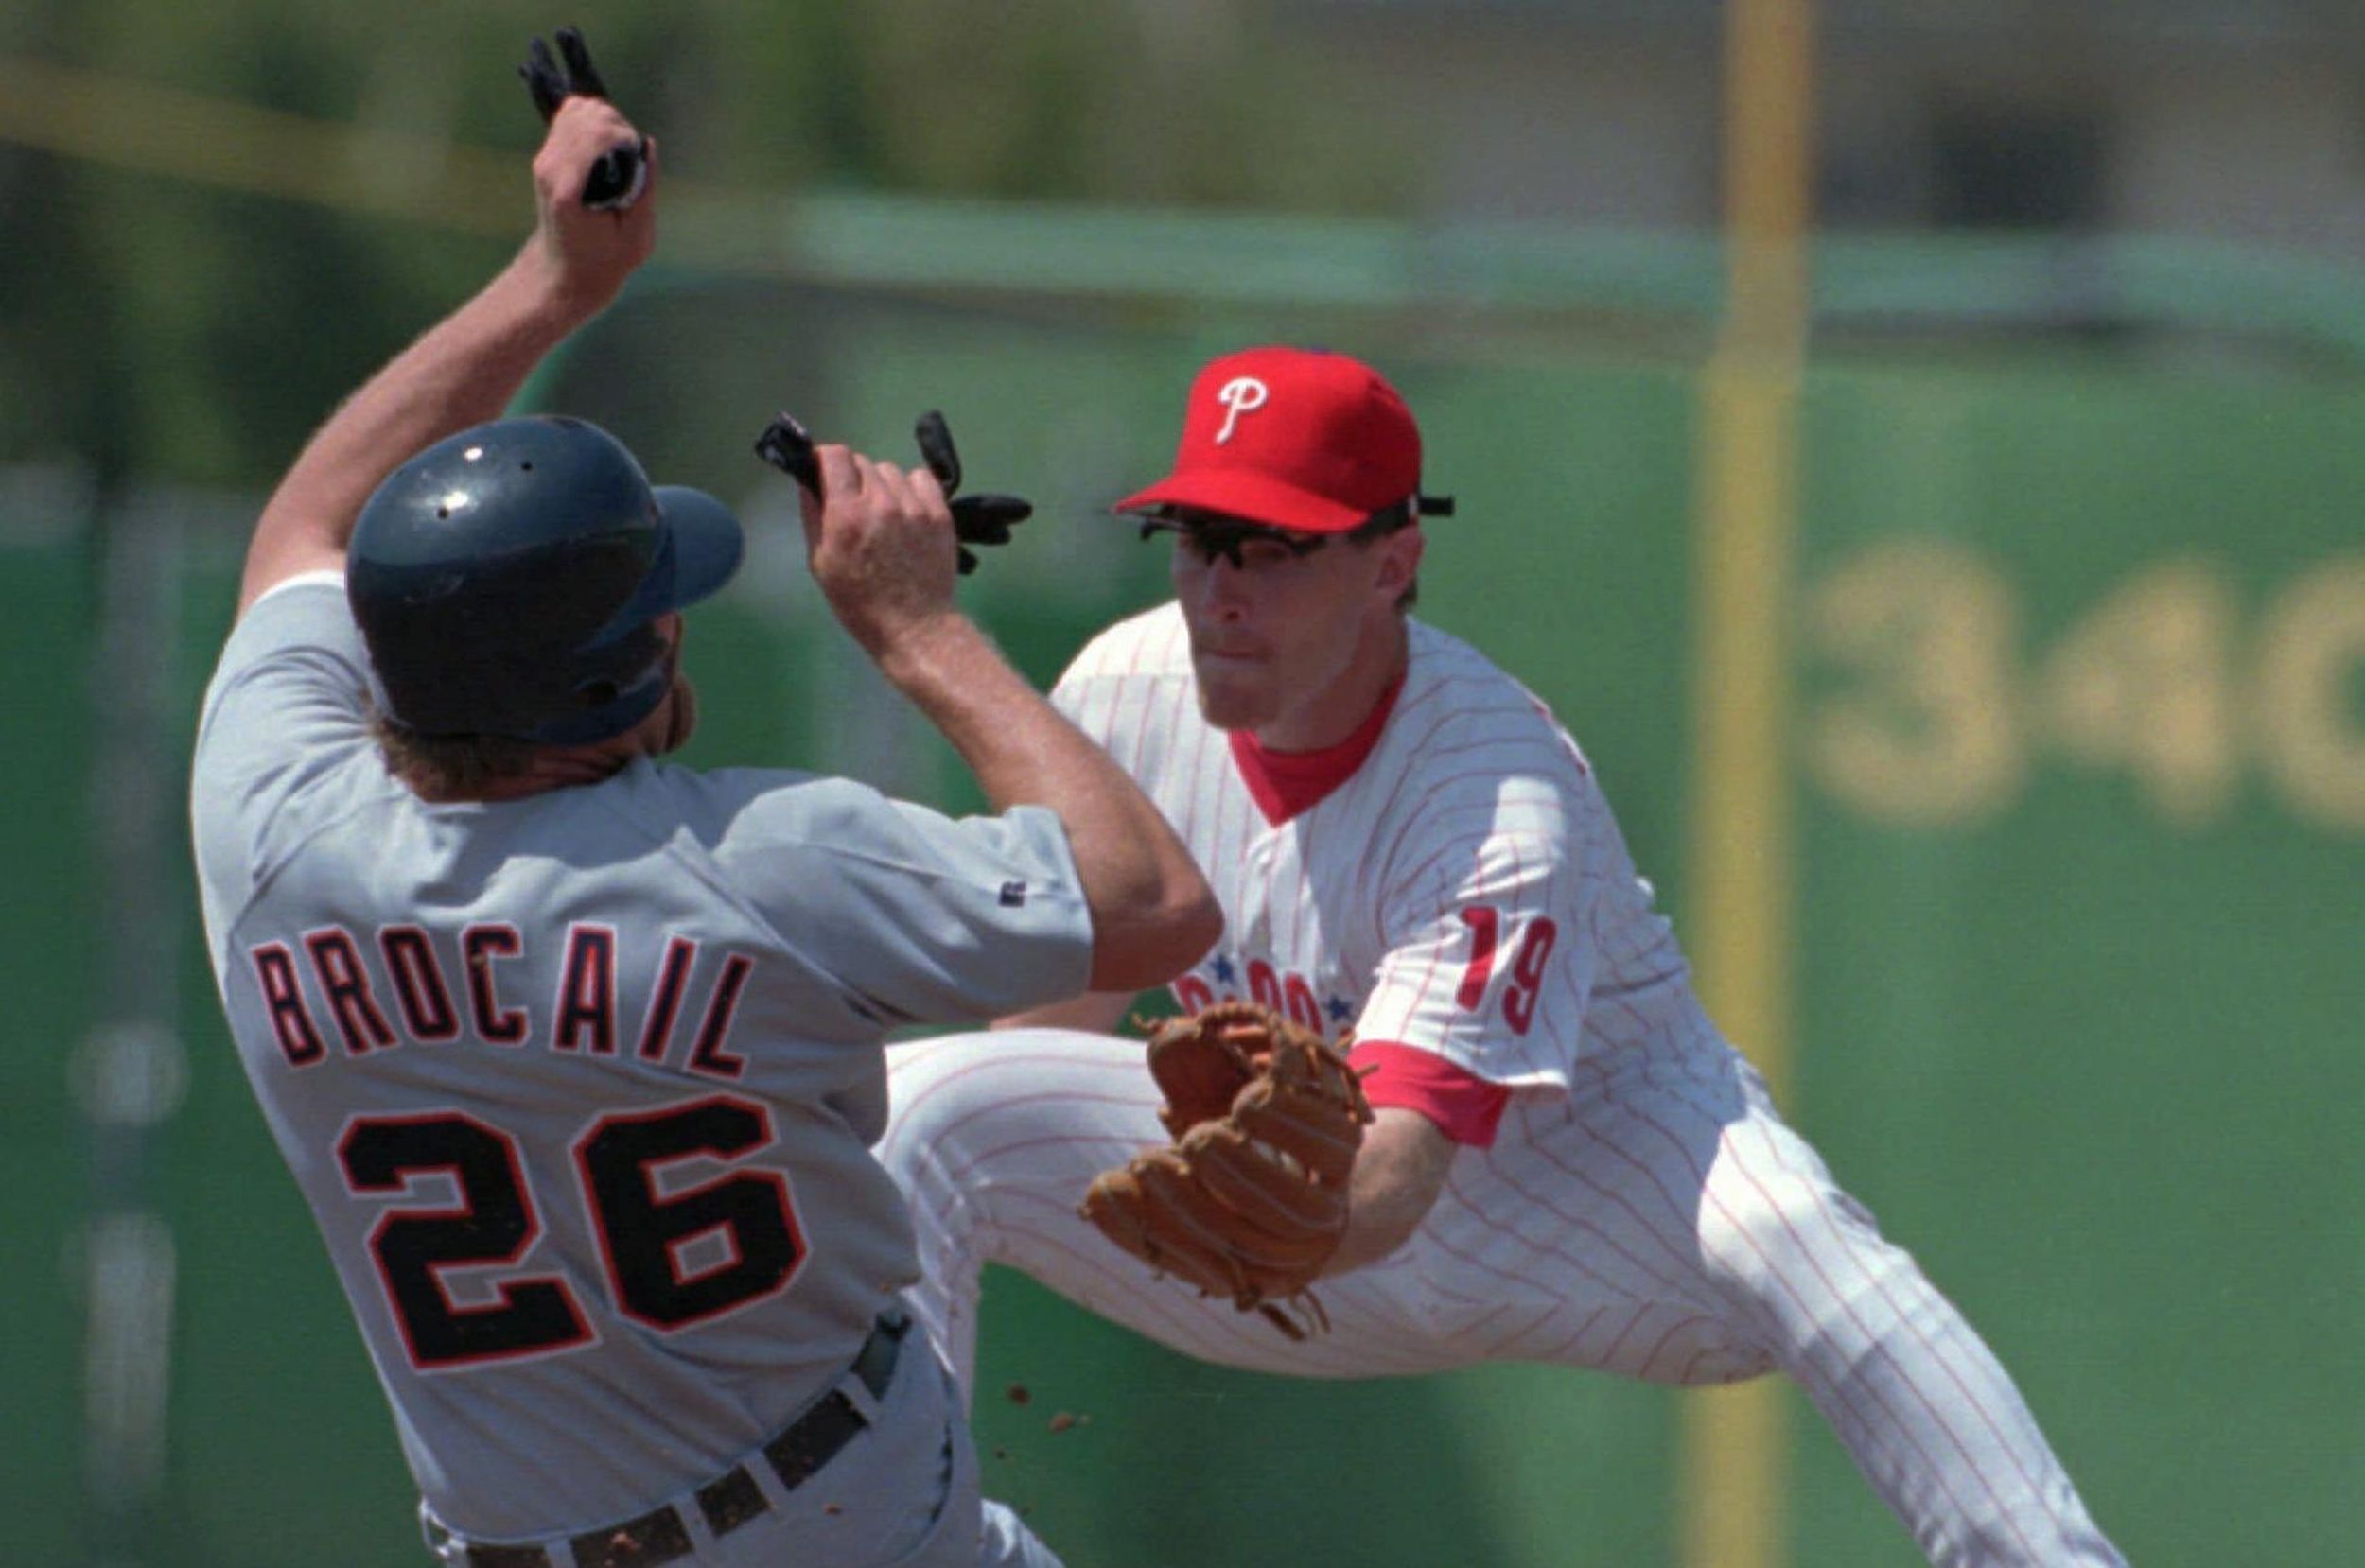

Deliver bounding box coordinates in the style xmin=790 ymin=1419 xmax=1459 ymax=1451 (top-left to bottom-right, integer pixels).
xmin=758 ymin=409 xmax=1033 ymax=575
xmin=1081 ymin=1001 xmax=1375 ymax=1339
xmin=519 ymin=26 xmax=649 ymax=211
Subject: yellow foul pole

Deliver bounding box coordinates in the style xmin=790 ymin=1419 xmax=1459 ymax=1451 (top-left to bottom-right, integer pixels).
xmin=1680 ymin=2 xmax=1814 ymax=1567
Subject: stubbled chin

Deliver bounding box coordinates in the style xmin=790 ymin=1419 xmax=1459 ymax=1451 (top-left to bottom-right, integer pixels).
xmin=1194 ymin=674 xmax=1272 ymax=734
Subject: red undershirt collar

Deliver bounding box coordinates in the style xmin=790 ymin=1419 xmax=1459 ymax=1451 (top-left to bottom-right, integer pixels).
xmin=1228 ymin=671 xmax=1406 ymax=826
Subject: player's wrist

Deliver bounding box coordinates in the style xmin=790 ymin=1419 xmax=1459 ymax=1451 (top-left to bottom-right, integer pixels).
xmin=866 ymin=608 xmax=991 ymax=691
xmin=508 ymin=236 xmax=628 ymax=327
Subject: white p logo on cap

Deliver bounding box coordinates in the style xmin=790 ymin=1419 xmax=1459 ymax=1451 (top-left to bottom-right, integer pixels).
xmin=1213 ymin=376 xmax=1270 ymax=444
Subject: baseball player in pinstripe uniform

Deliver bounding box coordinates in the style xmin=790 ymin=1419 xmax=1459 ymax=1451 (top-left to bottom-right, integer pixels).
xmin=880 ymin=346 xmax=2126 ymax=1564
xmin=189 ymin=78 xmax=1218 ymax=1567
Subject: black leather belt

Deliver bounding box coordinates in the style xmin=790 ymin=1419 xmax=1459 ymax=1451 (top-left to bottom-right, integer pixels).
xmin=459 ymin=1312 xmax=910 ymax=1568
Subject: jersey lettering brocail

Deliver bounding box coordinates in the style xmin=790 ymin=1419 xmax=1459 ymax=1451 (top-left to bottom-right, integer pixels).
xmin=249 ymin=923 xmax=754 ymax=1075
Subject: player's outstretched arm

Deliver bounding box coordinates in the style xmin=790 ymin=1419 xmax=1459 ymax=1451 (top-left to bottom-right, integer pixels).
xmin=797 ymin=444 xmax=1221 ymax=993
xmin=237 ymin=96 xmax=657 ymax=617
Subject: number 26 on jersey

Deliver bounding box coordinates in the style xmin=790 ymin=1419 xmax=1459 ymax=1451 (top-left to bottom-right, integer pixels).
xmin=338 ymin=1093 xmax=806 ymax=1371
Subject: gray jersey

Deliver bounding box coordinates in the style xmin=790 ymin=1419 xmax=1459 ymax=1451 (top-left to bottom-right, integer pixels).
xmin=190 ymin=577 xmax=1093 ymax=1540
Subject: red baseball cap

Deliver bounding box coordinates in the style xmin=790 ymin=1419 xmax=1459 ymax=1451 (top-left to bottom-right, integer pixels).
xmin=1114 ymin=346 xmax=1433 ymax=535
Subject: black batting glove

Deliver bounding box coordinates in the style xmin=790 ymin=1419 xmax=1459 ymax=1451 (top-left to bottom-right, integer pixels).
xmin=755 ymin=411 xmax=1033 ymax=576
xmin=754 ymin=411 xmax=822 ymax=493
xmin=519 ymin=26 xmax=648 ymax=211
xmin=914 ymin=409 xmax=1032 ymax=575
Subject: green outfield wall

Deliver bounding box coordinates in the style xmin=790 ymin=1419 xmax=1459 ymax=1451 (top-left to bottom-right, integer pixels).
xmin=4 ymin=288 xmax=2359 ymax=1566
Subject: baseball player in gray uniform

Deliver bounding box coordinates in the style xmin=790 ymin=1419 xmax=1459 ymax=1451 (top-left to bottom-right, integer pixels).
xmin=188 ymin=67 xmax=1218 ymax=1568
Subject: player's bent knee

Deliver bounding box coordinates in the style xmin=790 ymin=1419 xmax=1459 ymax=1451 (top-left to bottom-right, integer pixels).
xmin=883 ymin=1034 xmax=1014 ymax=1141
xmin=1700 ymin=1163 xmax=1859 ymax=1296
xmin=881 ymin=1029 xmax=1137 ymax=1180
xmin=877 ymin=1040 xmax=989 ymax=1198
xmin=1699 ymin=1166 xmax=1925 ymax=1348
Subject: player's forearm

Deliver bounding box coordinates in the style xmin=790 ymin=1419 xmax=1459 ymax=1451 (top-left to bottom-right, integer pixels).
xmin=1325 ymin=1107 xmax=1456 ymax=1276
xmin=876 ymin=615 xmax=1220 ymax=991
xmin=239 ymin=245 xmax=593 ymax=611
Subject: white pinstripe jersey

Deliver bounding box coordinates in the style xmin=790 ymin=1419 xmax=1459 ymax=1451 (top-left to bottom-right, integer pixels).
xmin=1053 ymin=602 xmax=1714 ymax=1090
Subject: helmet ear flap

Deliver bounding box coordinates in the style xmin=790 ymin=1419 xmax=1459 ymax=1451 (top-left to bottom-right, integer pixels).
xmin=526 ymin=619 xmax=672 ymax=745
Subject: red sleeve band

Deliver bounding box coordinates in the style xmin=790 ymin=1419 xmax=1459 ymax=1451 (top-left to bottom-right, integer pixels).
xmin=1347 ymin=1040 xmax=1512 ymax=1149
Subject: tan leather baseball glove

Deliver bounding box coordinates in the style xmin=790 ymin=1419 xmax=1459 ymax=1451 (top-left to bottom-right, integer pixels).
xmin=1080 ymin=1001 xmax=1375 ymax=1339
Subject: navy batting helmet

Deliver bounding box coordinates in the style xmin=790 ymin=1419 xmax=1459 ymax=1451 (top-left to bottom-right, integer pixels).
xmin=347 ymin=415 xmax=745 ymax=745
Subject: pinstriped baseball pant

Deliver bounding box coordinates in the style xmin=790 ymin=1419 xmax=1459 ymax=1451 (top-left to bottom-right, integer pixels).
xmin=879 ymin=1028 xmax=2124 ymax=1568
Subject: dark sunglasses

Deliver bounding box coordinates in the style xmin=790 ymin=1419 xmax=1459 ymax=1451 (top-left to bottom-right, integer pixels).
xmin=1131 ymin=494 xmax=1455 ymax=567
xmin=1134 ymin=511 xmax=1329 ymax=569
